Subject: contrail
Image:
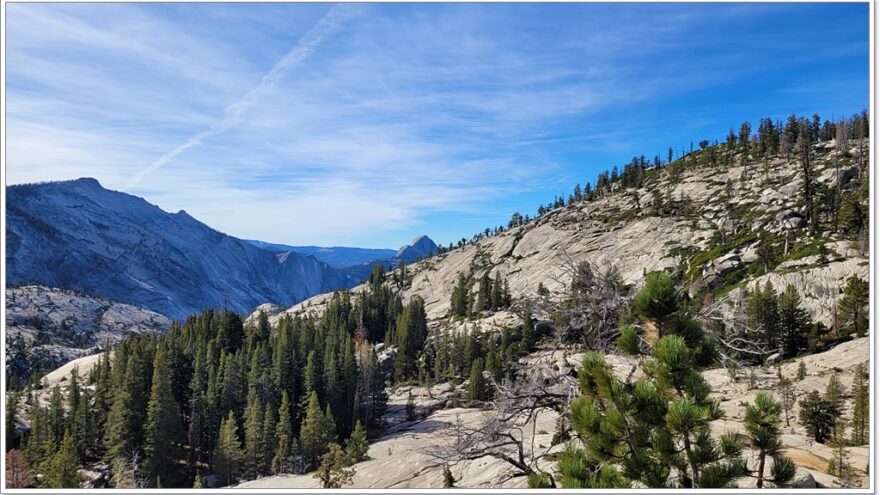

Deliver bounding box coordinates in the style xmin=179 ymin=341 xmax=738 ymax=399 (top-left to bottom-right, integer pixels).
xmin=124 ymin=4 xmax=357 ymax=191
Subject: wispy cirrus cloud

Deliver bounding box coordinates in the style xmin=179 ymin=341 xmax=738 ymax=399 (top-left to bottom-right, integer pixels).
xmin=5 ymin=3 xmax=868 ymax=247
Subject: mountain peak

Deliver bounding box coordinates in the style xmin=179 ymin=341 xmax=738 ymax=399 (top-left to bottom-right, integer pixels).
xmin=396 ymin=235 xmax=437 ymax=261
xmin=61 ymin=177 xmax=105 ymax=192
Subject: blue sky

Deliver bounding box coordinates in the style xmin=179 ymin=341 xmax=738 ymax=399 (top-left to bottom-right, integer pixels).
xmin=5 ymin=3 xmax=869 ymax=248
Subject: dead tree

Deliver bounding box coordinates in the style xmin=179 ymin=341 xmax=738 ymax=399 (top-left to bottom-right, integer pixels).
xmin=698 ymin=293 xmax=772 ymax=375
xmin=428 ymin=364 xmax=577 ymax=486
xmin=523 ymin=255 xmax=628 ymax=352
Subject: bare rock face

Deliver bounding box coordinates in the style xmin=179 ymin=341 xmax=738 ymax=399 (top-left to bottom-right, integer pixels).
xmin=5 ymin=285 xmax=169 ymax=384
xmin=260 ymin=141 xmax=867 ymax=339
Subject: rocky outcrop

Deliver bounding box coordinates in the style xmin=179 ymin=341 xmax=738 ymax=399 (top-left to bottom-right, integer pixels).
xmin=5 ymin=285 xmax=168 ymax=383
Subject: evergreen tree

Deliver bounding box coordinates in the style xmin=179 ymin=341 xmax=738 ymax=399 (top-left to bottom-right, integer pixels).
xmin=519 ymin=309 xmax=535 ymax=353
xmin=299 ymin=392 xmax=335 ymax=470
xmin=778 ymin=284 xmax=810 ymax=358
xmin=450 ymin=273 xmax=470 ymax=318
xmin=313 ymin=443 xmax=355 ymax=488
xmin=745 ymin=393 xmax=794 ymax=488
xmin=825 ymin=371 xmax=845 ymax=410
xmin=633 ymin=271 xmax=680 ymax=338
xmin=243 ymin=393 xmax=266 ymax=478
xmin=837 ymin=276 xmax=869 ymax=337
xmin=826 ymin=419 xmax=859 ymax=487
xmin=491 ymin=272 xmax=504 ymax=310
xmin=272 ymin=392 xmax=294 ymax=474
xmin=559 ymin=337 xmax=747 ymax=488
xmin=850 ymin=362 xmax=869 ymax=445
xmin=213 ymin=411 xmax=244 ymax=486
xmin=746 ymin=282 xmax=780 ymax=356
xmin=345 ymin=420 xmax=369 ymax=463
xmin=797 ymin=360 xmax=807 ymax=381
xmin=6 ymin=390 xmax=19 ymax=452
xmin=798 ymin=391 xmax=839 ymax=443
xmin=478 ymin=272 xmax=491 ymax=312
xmin=467 ymin=358 xmax=488 ymax=402
xmin=44 ymin=431 xmax=80 ymax=488
xmin=144 ymin=346 xmax=185 ymax=486
xmin=778 ymin=376 xmax=795 ymax=427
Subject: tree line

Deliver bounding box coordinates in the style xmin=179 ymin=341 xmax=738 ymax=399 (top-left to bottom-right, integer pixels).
xmin=4 ymin=264 xmax=438 ymax=488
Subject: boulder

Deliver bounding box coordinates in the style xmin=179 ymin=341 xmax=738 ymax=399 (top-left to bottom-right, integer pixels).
xmin=765 ymin=352 xmax=783 ymax=365
xmin=791 ymin=469 xmax=817 ymax=488
xmin=775 ymin=209 xmax=800 ymax=222
xmin=783 ymin=216 xmax=806 ymax=230
xmin=377 ymin=346 xmax=398 ymax=376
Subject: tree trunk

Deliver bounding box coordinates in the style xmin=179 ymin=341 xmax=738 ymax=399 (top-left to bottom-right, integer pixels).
xmin=756 ymin=451 xmax=766 ymax=488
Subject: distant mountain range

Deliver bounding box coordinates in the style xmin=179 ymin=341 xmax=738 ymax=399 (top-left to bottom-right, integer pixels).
xmin=247 ymin=235 xmax=438 ymax=269
xmin=245 ymin=241 xmax=397 ymax=268
xmin=6 ymin=178 xmax=436 ymax=320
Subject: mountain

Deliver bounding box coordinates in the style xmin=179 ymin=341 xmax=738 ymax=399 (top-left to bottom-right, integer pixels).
xmin=6 ymin=178 xmax=359 ymax=320
xmin=247 ymin=236 xmax=437 ymax=268
xmin=6 ymin=285 xmax=170 ymax=384
xmin=246 ymin=240 xmax=397 ymax=268
xmin=395 ymin=235 xmax=438 ymax=262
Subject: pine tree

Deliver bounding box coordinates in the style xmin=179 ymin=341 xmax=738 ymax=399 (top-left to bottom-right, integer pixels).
xmin=450 ymin=273 xmax=470 ymax=318
xmin=345 ymin=420 xmax=369 ymax=463
xmin=272 ymin=392 xmax=294 ymax=474
xmin=299 ymin=392 xmax=335 ymax=470
xmin=47 ymin=384 xmax=64 ymax=446
xmin=837 ymin=276 xmax=869 ymax=337
xmin=798 ymin=391 xmax=839 ymax=443
xmin=144 ymin=346 xmax=184 ymax=486
xmin=44 ymin=430 xmax=80 ymax=488
xmin=467 ymin=358 xmax=488 ymax=402
xmin=778 ymin=376 xmax=795 ymax=427
xmin=405 ymin=391 xmax=416 ymax=422
xmin=745 ymin=393 xmax=795 ymax=488
xmin=6 ymin=390 xmax=19 ymax=452
xmin=778 ymin=284 xmax=810 ymax=358
xmin=313 ymin=443 xmax=355 ymax=488
xmin=825 ymin=371 xmax=845 ymax=410
xmin=213 ymin=411 xmax=244 ymax=486
xmin=261 ymin=403 xmax=277 ymax=472
xmin=519 ymin=308 xmax=535 ymax=353
xmin=797 ymin=360 xmax=807 ymax=381
xmin=491 ymin=272 xmax=504 ymax=310
xmin=193 ymin=471 xmax=203 ymax=488
xmin=633 ymin=271 xmax=680 ymax=338
xmin=478 ymin=272 xmax=491 ymax=312
xmin=850 ymin=362 xmax=869 ymax=445
xmin=560 ymin=337 xmax=747 ymax=488
xmin=243 ymin=393 xmax=266 ymax=478
xmin=188 ymin=352 xmax=208 ymax=467
xmin=826 ymin=419 xmax=859 ymax=487
xmin=746 ymin=282 xmax=780 ymax=356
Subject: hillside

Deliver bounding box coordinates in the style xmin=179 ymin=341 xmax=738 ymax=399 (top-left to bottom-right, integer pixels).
xmin=6 ymin=178 xmax=360 ymax=319
xmin=257 ymin=138 xmax=867 ymax=331
xmin=5 ymin=285 xmax=169 ymax=385
xmin=238 ymin=336 xmax=868 ymax=489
